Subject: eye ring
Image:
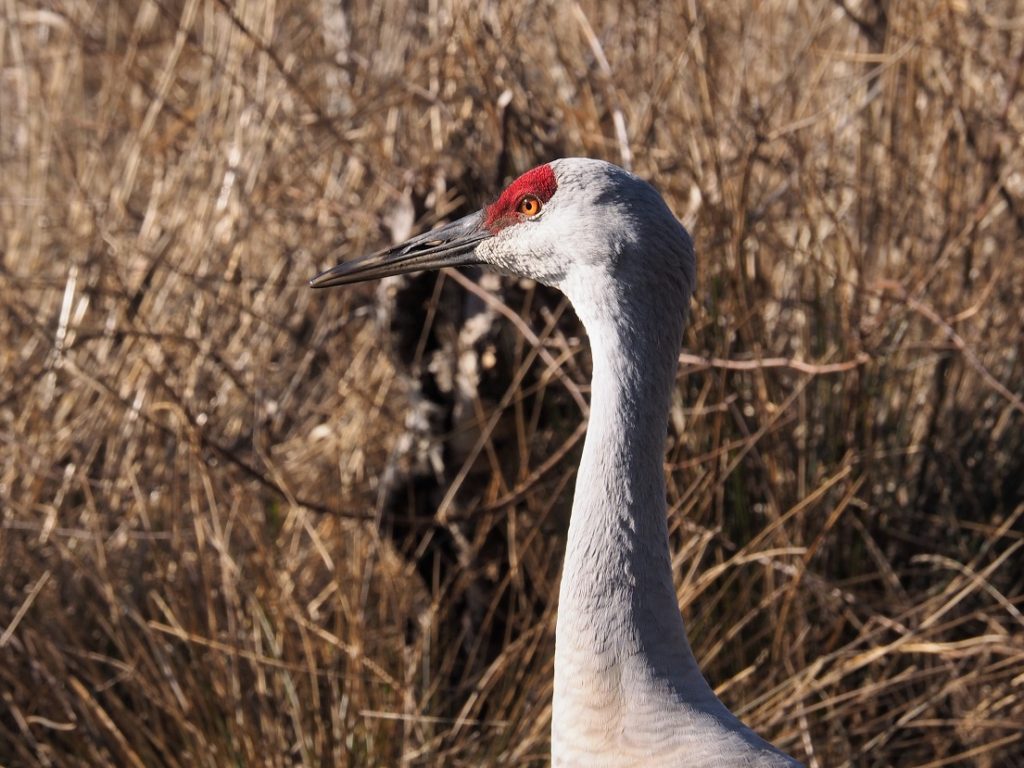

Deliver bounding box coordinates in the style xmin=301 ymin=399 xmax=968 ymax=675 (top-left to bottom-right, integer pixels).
xmin=517 ymin=194 xmax=542 ymax=218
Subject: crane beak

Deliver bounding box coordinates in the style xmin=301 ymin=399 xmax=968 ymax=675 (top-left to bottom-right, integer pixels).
xmin=310 ymin=210 xmax=490 ymax=288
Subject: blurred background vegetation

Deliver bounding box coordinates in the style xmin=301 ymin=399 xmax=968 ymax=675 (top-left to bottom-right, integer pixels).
xmin=2 ymin=0 xmax=1023 ymax=765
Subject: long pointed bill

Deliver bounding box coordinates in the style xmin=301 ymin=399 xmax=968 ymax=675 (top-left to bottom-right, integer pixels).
xmin=310 ymin=210 xmax=490 ymax=288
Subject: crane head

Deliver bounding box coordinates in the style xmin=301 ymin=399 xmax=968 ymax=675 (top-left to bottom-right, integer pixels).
xmin=310 ymin=158 xmax=695 ymax=308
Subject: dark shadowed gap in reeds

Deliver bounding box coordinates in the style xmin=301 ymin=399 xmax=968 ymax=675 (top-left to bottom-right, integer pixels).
xmin=2 ymin=1 xmax=1022 ymax=766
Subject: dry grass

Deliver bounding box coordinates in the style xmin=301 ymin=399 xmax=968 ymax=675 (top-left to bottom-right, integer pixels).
xmin=2 ymin=1 xmax=1023 ymax=765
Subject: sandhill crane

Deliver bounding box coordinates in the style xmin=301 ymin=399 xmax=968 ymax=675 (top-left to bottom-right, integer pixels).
xmin=312 ymin=158 xmax=801 ymax=767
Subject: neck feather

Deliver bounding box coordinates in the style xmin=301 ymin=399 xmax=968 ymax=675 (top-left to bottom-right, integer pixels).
xmin=544 ymin=227 xmax=796 ymax=766
xmin=562 ymin=294 xmax=681 ymax=613
xmin=550 ymin=270 xmax=731 ymax=757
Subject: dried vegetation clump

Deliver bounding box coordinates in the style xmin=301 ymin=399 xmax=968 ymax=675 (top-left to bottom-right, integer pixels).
xmin=2 ymin=1 xmax=1023 ymax=765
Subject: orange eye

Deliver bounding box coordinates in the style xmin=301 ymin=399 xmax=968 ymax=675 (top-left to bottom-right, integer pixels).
xmin=517 ymin=195 xmax=542 ymax=217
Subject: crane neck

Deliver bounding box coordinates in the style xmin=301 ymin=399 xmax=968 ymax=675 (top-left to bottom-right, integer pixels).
xmin=549 ymin=267 xmax=800 ymax=766
xmin=550 ymin=266 xmax=752 ymax=761
xmin=570 ymin=294 xmax=681 ymax=573
xmin=558 ymin=269 xmax=688 ymax=641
